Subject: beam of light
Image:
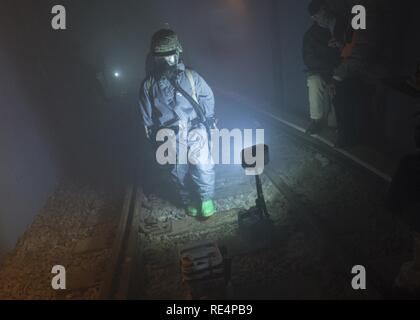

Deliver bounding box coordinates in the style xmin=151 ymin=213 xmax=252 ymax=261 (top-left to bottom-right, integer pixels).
xmin=114 ymin=72 xmax=120 ymax=78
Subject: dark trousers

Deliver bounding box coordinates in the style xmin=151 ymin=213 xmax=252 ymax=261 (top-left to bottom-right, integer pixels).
xmin=388 ymin=154 xmax=420 ymax=232
xmin=334 ymin=79 xmax=370 ymax=143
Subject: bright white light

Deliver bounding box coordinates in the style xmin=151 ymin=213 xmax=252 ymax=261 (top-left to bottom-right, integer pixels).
xmin=114 ymin=72 xmax=120 ymax=78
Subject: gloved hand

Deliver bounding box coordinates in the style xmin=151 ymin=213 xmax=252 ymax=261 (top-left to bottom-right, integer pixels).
xmin=205 ymin=117 xmax=218 ymax=130
xmin=145 ymin=126 xmax=159 ymax=146
xmin=144 ymin=126 xmax=152 ymax=141
xmin=144 ymin=126 xmax=161 ymax=151
xmin=328 ymin=38 xmax=343 ymax=50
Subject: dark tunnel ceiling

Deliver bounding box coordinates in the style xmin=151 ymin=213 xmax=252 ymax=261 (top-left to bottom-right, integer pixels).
xmin=14 ymin=0 xmax=272 ymax=85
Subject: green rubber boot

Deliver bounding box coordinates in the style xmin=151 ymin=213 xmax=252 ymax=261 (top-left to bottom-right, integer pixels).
xmin=201 ymin=200 xmax=215 ymax=218
xmin=185 ymin=205 xmax=198 ymax=217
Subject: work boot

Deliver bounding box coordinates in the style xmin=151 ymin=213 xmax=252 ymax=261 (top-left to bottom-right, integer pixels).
xmin=185 ymin=205 xmax=198 ymax=217
xmin=201 ymin=200 xmax=215 ymax=218
xmin=305 ymin=119 xmax=323 ymax=135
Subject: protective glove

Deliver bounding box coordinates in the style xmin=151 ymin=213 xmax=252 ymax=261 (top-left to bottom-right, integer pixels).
xmin=144 ymin=126 xmax=152 ymax=141
xmin=205 ymin=117 xmax=218 ymax=130
xmin=328 ymin=38 xmax=343 ymax=50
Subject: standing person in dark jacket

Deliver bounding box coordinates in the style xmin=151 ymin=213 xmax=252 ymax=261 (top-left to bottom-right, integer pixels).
xmin=302 ymin=0 xmax=346 ymax=135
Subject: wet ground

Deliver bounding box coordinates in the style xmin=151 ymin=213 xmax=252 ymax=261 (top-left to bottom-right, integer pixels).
xmin=133 ymin=97 xmax=413 ymax=300
xmin=0 ymin=95 xmax=413 ymax=300
xmin=0 ymin=184 xmax=122 ymax=299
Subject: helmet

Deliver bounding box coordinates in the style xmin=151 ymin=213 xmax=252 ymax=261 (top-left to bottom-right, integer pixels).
xmin=151 ymin=29 xmax=183 ymax=57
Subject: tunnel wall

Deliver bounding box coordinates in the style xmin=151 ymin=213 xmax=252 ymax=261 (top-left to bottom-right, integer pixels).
xmin=0 ymin=4 xmax=59 ymax=260
xmin=271 ymin=0 xmax=311 ymax=116
xmin=0 ymin=1 xmax=120 ymax=261
xmin=0 ymin=56 xmax=59 ymax=261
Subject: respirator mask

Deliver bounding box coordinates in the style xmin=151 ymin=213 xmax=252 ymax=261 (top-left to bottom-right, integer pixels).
xmin=154 ymin=53 xmax=180 ymax=79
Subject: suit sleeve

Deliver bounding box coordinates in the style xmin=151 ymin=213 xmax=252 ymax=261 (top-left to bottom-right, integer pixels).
xmin=139 ymin=79 xmax=154 ymax=129
xmin=193 ymin=71 xmax=215 ymax=119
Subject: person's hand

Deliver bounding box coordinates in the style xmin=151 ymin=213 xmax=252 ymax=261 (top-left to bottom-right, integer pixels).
xmin=145 ymin=126 xmax=157 ymax=144
xmin=328 ymin=81 xmax=336 ymax=98
xmin=206 ymin=117 xmax=218 ymax=130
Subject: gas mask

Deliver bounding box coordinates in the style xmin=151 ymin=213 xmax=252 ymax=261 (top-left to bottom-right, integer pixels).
xmin=154 ymin=53 xmax=180 ymax=79
xmin=163 ymin=53 xmax=179 ymax=67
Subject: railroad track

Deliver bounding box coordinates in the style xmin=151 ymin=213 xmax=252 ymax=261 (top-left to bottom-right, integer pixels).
xmin=99 ymin=184 xmax=140 ymax=299
xmin=253 ymin=108 xmax=407 ymax=299
xmin=0 ymin=182 xmax=141 ymax=300
xmin=107 ymin=105 xmax=409 ymax=300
